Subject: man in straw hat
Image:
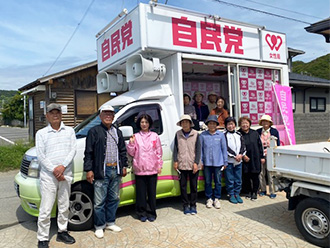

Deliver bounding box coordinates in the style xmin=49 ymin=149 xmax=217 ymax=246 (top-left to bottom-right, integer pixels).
xmin=173 ymin=115 xmax=201 ymax=215
xmin=257 ymin=114 xmax=280 ymax=199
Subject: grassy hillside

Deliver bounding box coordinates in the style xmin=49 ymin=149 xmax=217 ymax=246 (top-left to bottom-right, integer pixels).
xmin=292 ymin=54 xmax=330 ymax=80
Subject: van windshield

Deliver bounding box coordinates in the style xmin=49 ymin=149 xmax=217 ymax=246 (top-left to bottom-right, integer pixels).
xmin=75 ymin=105 xmax=122 ymax=138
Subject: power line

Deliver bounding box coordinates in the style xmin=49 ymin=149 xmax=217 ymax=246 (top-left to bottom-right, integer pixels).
xmin=211 ymin=0 xmax=311 ymax=25
xmin=43 ymin=0 xmax=96 ymax=76
xmin=241 ymin=0 xmax=324 ymax=20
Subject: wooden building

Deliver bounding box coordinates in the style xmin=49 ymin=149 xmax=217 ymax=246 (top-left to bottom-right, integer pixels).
xmin=19 ymin=61 xmax=111 ymax=140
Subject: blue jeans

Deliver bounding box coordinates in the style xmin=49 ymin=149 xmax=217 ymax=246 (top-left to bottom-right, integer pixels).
xmin=225 ymin=163 xmax=242 ymax=196
xmin=93 ymin=166 xmax=121 ymax=230
xmin=204 ymin=166 xmax=222 ymax=199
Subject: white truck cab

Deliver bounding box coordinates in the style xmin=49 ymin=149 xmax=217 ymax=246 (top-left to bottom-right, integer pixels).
xmin=15 ymin=2 xmax=293 ymax=231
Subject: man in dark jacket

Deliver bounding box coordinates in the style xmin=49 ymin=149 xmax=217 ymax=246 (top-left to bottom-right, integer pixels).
xmin=84 ymin=104 xmax=128 ymax=239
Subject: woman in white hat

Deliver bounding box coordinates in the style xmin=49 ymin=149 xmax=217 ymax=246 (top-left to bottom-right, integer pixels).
xmin=173 ymin=115 xmax=201 ymax=215
xmin=257 ymin=114 xmax=280 ymax=199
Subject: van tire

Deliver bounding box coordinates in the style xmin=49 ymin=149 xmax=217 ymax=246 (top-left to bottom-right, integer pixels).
xmin=68 ymin=182 xmax=94 ymax=231
xmin=294 ymin=198 xmax=330 ymax=248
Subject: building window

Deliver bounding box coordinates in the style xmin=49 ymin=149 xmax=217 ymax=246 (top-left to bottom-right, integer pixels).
xmin=310 ymin=97 xmax=326 ymax=112
xmin=292 ymin=90 xmax=296 ymax=112
xmin=75 ymin=90 xmax=97 ymax=116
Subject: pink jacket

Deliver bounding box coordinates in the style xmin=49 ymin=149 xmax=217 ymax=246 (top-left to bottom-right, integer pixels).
xmin=126 ymin=131 xmax=163 ymax=175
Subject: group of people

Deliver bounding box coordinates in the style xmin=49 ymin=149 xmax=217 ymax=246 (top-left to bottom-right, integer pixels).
xmin=36 ymin=102 xmax=280 ymax=248
xmin=184 ymin=91 xmax=229 ymax=129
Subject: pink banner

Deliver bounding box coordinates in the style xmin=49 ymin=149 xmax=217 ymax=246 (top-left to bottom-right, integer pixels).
xmin=274 ymin=84 xmax=296 ymax=145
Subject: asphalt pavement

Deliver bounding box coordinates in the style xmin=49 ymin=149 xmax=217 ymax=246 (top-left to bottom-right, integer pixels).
xmin=0 ymin=170 xmax=317 ymax=248
xmin=0 ymin=126 xmax=29 ymax=145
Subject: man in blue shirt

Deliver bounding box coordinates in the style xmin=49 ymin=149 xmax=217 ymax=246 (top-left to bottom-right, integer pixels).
xmin=200 ymin=115 xmax=228 ymax=209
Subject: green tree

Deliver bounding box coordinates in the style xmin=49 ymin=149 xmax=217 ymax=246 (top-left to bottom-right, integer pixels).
xmin=292 ymin=54 xmax=330 ymax=80
xmin=2 ymin=93 xmax=26 ymax=121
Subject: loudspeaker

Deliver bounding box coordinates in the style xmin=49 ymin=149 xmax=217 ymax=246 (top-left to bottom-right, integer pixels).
xmin=97 ymin=72 xmax=128 ymax=93
xmin=126 ymin=54 xmax=166 ymax=82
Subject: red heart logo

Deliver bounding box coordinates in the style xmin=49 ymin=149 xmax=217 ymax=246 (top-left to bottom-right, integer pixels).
xmin=266 ymin=34 xmax=283 ymax=51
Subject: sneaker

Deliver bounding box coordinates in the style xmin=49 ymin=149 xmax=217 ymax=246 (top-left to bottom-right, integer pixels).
xmin=259 ymin=191 xmax=266 ymax=196
xmin=235 ymin=195 xmax=243 ymax=204
xmin=206 ymin=198 xmax=213 ymax=208
xmin=38 ymin=241 xmax=49 ymax=248
xmin=190 ymin=206 xmax=197 ymax=215
xmin=95 ymin=229 xmax=104 ymax=239
xmin=106 ymin=224 xmax=122 ymax=232
xmin=245 ymin=193 xmax=252 ymax=199
xmin=269 ymin=193 xmax=277 ymax=199
xmin=229 ymin=195 xmax=237 ymax=204
xmin=183 ymin=206 xmax=191 ymax=215
xmin=147 ymin=216 xmax=156 ymax=222
xmin=56 ymin=231 xmax=75 ymax=244
xmin=213 ymin=198 xmax=221 ymax=209
xmin=140 ymin=216 xmax=148 ymax=222
xmin=251 ymin=193 xmax=257 ymax=201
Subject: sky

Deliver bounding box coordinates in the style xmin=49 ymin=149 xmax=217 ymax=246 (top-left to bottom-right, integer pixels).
xmin=0 ymin=0 xmax=329 ymax=91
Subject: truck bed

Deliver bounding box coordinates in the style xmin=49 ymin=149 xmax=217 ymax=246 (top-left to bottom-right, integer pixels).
xmin=267 ymin=142 xmax=330 ymax=186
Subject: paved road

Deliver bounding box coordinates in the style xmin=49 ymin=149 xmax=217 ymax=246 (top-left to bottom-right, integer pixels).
xmin=0 ymin=170 xmax=317 ymax=248
xmin=0 ymin=126 xmax=29 ymax=145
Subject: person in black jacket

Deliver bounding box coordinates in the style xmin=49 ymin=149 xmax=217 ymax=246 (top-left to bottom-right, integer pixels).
xmin=238 ymin=116 xmax=265 ymax=201
xmin=84 ymin=104 xmax=128 ymax=239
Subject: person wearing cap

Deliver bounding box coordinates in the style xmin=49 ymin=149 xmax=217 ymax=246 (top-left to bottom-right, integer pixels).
xmin=127 ymin=114 xmax=163 ymax=222
xmin=238 ymin=116 xmax=265 ymax=201
xmin=192 ymin=91 xmax=209 ymax=122
xmin=207 ymin=91 xmax=218 ymax=112
xmin=209 ymin=96 xmax=229 ymax=129
xmin=257 ymin=114 xmax=280 ymax=199
xmin=183 ymin=93 xmax=197 ymax=120
xmin=200 ymin=115 xmax=228 ymax=209
xmin=223 ymin=117 xmax=246 ymax=204
xmin=84 ymin=104 xmax=128 ymax=239
xmin=173 ymin=115 xmax=201 ymax=215
xmin=36 ymin=103 xmax=77 ymax=248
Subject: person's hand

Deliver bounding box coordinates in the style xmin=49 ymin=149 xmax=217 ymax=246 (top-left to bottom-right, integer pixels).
xmin=53 ymin=165 xmax=65 ymax=181
xmin=129 ymin=135 xmax=135 ymax=144
xmin=57 ymin=174 xmax=66 ymax=181
xmin=243 ymin=155 xmax=250 ymax=162
xmin=235 ymin=154 xmax=243 ymax=162
xmin=86 ymin=171 xmax=94 ymax=184
xmin=122 ymin=167 xmax=127 ymax=177
xmin=261 ymin=158 xmax=266 ymax=164
xmin=193 ymin=163 xmax=198 ymax=174
xmin=158 ymin=167 xmax=162 ymax=174
xmin=173 ymin=162 xmax=178 ymax=171
xmin=200 ymin=164 xmax=204 ymax=170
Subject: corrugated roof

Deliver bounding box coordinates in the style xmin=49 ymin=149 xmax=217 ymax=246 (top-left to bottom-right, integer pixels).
xmin=289 ymin=72 xmax=330 ymax=87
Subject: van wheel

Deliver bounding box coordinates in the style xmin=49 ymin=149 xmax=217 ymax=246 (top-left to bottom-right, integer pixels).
xmin=294 ymin=198 xmax=330 ymax=247
xmin=68 ymin=182 xmax=94 ymax=231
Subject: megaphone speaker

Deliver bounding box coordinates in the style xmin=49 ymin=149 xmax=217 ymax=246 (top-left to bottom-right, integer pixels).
xmin=97 ymin=72 xmax=128 ymax=93
xmin=126 ymin=54 xmax=166 ymax=82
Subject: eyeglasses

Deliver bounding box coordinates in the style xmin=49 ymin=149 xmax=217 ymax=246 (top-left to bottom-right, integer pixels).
xmin=102 ymin=111 xmax=115 ymax=116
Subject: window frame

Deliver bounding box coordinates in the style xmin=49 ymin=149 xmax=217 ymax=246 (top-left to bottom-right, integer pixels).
xmin=310 ymin=97 xmax=326 ymax=112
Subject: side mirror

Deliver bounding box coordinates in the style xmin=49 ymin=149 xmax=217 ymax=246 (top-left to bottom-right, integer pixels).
xmin=119 ymin=126 xmax=133 ymax=139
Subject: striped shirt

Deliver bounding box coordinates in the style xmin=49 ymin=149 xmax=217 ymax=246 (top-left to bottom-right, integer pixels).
xmin=105 ymin=126 xmax=118 ymax=164
xmin=36 ymin=122 xmax=76 ymax=178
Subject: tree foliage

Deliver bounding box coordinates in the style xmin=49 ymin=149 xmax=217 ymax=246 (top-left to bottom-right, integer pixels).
xmin=2 ymin=93 xmax=26 ymax=121
xmin=292 ymin=54 xmax=330 ymax=80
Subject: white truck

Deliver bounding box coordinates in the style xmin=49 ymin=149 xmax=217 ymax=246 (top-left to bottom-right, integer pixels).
xmin=267 ymin=138 xmax=330 ymax=247
xmin=15 ymin=2 xmax=292 ymax=231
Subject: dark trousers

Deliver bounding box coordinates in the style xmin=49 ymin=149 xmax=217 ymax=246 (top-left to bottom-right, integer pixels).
xmin=135 ymin=174 xmax=158 ymax=219
xmin=245 ymin=172 xmax=260 ymax=194
xmin=179 ymin=170 xmax=199 ymax=208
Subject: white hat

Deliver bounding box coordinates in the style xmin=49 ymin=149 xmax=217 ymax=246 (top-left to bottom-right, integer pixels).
xmin=258 ymin=114 xmax=273 ymax=126
xmin=176 ymin=114 xmax=194 ymax=127
xmin=99 ymin=104 xmax=115 ymax=112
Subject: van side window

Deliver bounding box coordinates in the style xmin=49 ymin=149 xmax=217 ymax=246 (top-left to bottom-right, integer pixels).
xmin=116 ymin=104 xmax=163 ymax=135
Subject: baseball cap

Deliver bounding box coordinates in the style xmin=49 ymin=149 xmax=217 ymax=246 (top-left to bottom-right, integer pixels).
xmin=46 ymin=103 xmax=62 ymax=112
xmin=99 ymin=104 xmax=115 ymax=112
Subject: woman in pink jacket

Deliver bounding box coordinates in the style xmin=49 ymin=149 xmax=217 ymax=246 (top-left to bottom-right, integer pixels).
xmin=127 ymin=114 xmax=163 ymax=222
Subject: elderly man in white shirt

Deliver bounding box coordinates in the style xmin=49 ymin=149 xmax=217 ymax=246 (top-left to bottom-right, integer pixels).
xmin=36 ymin=103 xmax=77 ymax=248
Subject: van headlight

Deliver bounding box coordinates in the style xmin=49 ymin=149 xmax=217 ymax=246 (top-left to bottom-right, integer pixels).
xmin=28 ymin=159 xmax=40 ymax=178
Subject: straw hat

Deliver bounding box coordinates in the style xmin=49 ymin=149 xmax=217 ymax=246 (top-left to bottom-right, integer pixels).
xmin=258 ymin=114 xmax=273 ymax=126
xmin=193 ymin=91 xmax=204 ymax=98
xmin=176 ymin=114 xmax=194 ymax=127
xmin=208 ymin=91 xmax=217 ymax=97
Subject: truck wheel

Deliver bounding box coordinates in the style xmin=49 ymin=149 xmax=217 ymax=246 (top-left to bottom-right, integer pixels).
xmin=68 ymin=182 xmax=94 ymax=231
xmin=295 ymin=198 xmax=330 ymax=247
